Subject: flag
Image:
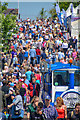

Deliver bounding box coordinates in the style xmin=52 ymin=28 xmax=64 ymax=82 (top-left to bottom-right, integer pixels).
xmin=64 ymin=17 xmax=67 ymax=29
xmin=56 ymin=3 xmax=60 ymax=14
xmin=57 ymin=13 xmax=62 ymax=24
xmin=70 ymin=3 xmax=74 ymax=22
xmin=70 ymin=3 xmax=73 ymax=14
xmin=55 ymin=3 xmax=62 ymax=24
xmin=62 ymin=9 xmax=67 ymax=29
xmin=62 ymin=9 xmax=66 ymax=18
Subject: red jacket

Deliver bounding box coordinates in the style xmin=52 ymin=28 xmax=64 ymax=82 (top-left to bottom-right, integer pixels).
xmin=28 ymin=82 xmax=40 ymax=97
xmin=36 ymin=48 xmax=41 ymax=55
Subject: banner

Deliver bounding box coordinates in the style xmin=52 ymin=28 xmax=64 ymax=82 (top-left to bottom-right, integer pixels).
xmin=57 ymin=12 xmax=62 ymax=24
xmin=70 ymin=3 xmax=73 ymax=14
xmin=56 ymin=3 xmax=60 ymax=14
xmin=62 ymin=9 xmax=67 ymax=29
xmin=56 ymin=3 xmax=62 ymax=24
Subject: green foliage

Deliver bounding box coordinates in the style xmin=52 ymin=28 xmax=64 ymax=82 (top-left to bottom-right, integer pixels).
xmin=2 ymin=2 xmax=8 ymax=12
xmin=1 ymin=2 xmax=18 ymax=51
xmin=59 ymin=2 xmax=80 ymax=11
xmin=2 ymin=14 xmax=16 ymax=36
xmin=49 ymin=8 xmax=57 ymax=18
xmin=55 ymin=1 xmax=80 ymax=11
xmin=48 ymin=3 xmax=57 ymax=19
xmin=48 ymin=1 xmax=80 ymax=19
xmin=1 ymin=3 xmax=17 ymax=39
xmin=39 ymin=8 xmax=47 ymax=19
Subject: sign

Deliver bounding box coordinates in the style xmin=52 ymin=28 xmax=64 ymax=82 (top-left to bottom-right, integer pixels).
xmin=61 ymin=90 xmax=80 ymax=108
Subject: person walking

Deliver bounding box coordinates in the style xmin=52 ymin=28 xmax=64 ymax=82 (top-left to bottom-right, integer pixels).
xmin=28 ymin=76 xmax=40 ymax=101
xmin=67 ymin=103 xmax=80 ymax=120
xmin=27 ymin=96 xmax=39 ymax=120
xmin=56 ymin=97 xmax=67 ymax=120
xmin=43 ymin=95 xmax=58 ymax=120
xmin=8 ymin=89 xmax=24 ymax=120
xmin=30 ymin=102 xmax=46 ymax=120
xmin=29 ymin=46 xmax=36 ymax=66
xmin=36 ymin=47 xmax=41 ymax=64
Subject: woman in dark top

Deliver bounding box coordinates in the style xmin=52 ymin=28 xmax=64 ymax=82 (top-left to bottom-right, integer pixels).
xmin=31 ymin=102 xmax=46 ymax=120
xmin=8 ymin=89 xmax=24 ymax=120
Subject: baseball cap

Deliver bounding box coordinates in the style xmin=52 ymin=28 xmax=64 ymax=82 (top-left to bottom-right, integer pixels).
xmin=10 ymin=83 xmax=14 ymax=87
xmin=45 ymin=95 xmax=51 ymax=100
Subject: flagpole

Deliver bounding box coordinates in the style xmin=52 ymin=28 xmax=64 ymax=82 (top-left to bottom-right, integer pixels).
xmin=18 ymin=0 xmax=19 ymax=19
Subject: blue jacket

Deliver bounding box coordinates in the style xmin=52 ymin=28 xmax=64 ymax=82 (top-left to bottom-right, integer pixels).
xmin=29 ymin=49 xmax=36 ymax=57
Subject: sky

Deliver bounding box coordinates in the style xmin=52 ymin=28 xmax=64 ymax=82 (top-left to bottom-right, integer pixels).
xmin=1 ymin=0 xmax=79 ymax=2
xmin=7 ymin=2 xmax=54 ymax=20
xmin=1 ymin=0 xmax=56 ymax=20
xmin=1 ymin=0 xmax=79 ymax=20
xmin=1 ymin=0 xmax=56 ymax=2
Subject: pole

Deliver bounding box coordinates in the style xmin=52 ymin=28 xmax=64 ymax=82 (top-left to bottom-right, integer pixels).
xmin=18 ymin=0 xmax=19 ymax=19
xmin=52 ymin=71 xmax=55 ymax=103
xmin=69 ymin=70 xmax=75 ymax=89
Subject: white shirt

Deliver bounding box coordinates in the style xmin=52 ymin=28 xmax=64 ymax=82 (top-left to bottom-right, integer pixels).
xmin=62 ymin=42 xmax=68 ymax=48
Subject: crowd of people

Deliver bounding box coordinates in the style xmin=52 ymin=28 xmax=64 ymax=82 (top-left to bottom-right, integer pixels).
xmin=0 ymin=16 xmax=80 ymax=120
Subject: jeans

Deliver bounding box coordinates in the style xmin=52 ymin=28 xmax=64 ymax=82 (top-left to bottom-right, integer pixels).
xmin=30 ymin=57 xmax=34 ymax=66
xmin=36 ymin=55 xmax=40 ymax=64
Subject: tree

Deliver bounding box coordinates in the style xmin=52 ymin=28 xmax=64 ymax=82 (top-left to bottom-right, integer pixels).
xmin=59 ymin=1 xmax=80 ymax=11
xmin=39 ymin=8 xmax=47 ymax=19
xmin=0 ymin=2 xmax=18 ymax=51
xmin=49 ymin=8 xmax=57 ymax=19
xmin=49 ymin=1 xmax=80 ymax=19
